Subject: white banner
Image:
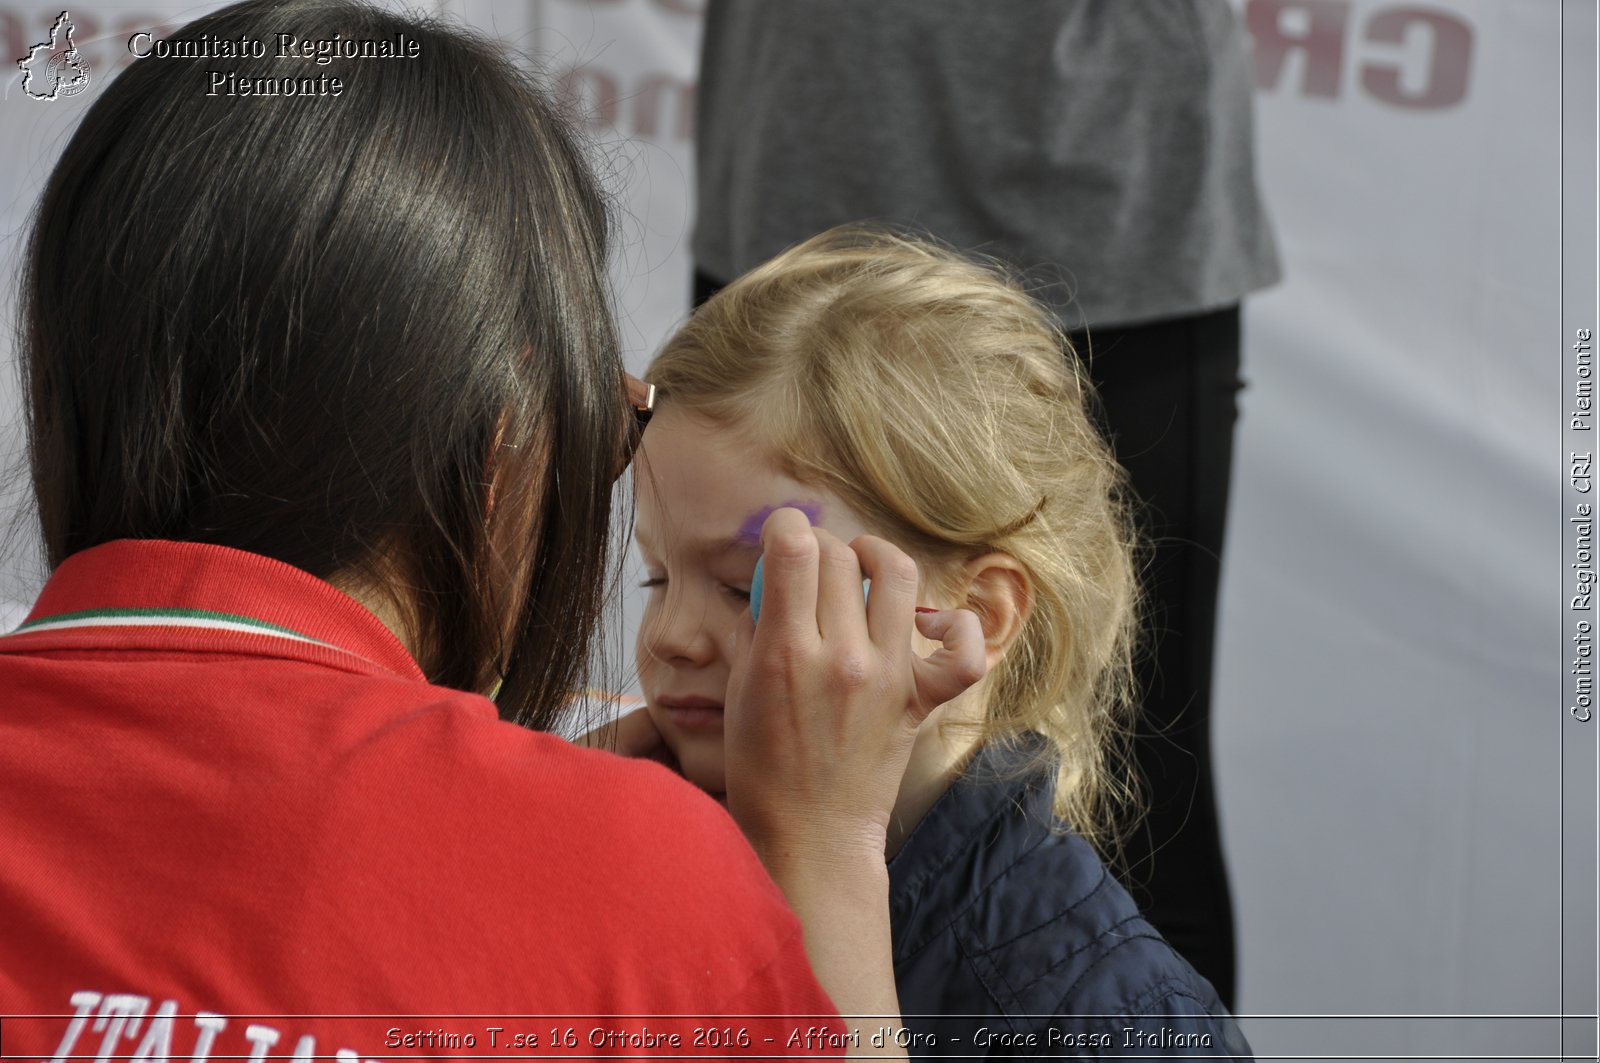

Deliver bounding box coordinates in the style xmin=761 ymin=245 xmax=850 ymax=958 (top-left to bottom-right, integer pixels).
xmin=1217 ymin=0 xmax=1581 ymax=1053
xmin=1 ymin=2 xmax=1592 ymax=1054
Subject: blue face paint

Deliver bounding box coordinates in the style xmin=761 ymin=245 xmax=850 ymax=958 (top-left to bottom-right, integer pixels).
xmin=749 ymin=556 xmax=869 ymax=623
xmin=750 ymin=556 xmax=764 ymax=621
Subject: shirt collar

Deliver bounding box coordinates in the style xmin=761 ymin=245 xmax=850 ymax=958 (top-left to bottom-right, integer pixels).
xmin=2 ymin=539 xmax=425 ymax=681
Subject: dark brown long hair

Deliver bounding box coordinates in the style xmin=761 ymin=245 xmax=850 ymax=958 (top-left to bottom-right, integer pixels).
xmin=20 ymin=0 xmax=626 ymax=729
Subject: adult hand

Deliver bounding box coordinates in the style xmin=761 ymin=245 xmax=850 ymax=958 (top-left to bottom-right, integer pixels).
xmin=723 ymin=506 xmax=986 ymax=856
xmin=720 ymin=506 xmax=985 ymax=1053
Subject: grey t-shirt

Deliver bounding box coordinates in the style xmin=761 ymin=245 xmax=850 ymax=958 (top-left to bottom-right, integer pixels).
xmin=693 ymin=0 xmax=1281 ymax=330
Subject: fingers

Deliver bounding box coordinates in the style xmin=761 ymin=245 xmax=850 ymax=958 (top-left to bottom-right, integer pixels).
xmin=758 ymin=507 xmax=871 ymax=646
xmin=606 ymin=705 xmax=671 ymax=759
xmin=813 ymin=532 xmax=867 ymax=644
xmin=577 ymin=706 xmax=676 ymax=768
xmin=852 ymin=535 xmax=918 ymax=650
xmin=756 ymin=508 xmax=820 ymax=640
xmin=746 ymin=503 xmax=980 ymax=725
xmin=909 ymin=608 xmax=988 ymax=721
xmin=724 ymin=513 xmax=978 ymax=867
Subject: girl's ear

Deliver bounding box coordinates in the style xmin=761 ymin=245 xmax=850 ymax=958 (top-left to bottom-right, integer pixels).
xmin=957 ymin=553 xmax=1033 ymax=668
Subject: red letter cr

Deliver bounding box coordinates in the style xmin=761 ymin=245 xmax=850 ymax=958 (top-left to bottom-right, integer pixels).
xmin=1360 ymin=6 xmax=1473 ymax=109
xmin=1246 ymin=0 xmax=1350 ymax=99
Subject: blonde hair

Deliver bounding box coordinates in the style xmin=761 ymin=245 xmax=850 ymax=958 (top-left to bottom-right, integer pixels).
xmin=647 ymin=226 xmax=1140 ymax=856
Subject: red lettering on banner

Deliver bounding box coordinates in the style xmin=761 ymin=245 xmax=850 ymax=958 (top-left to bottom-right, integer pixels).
xmin=2 ymin=9 xmax=25 ymax=72
xmin=553 ymin=0 xmax=700 ymax=14
xmin=632 ymin=73 xmax=695 ymax=138
xmin=1360 ymin=6 xmax=1472 ymax=109
xmin=557 ymin=65 xmax=695 ymax=141
xmin=558 ymin=65 xmax=621 ymax=128
xmin=1248 ymin=0 xmax=1349 ymax=99
xmin=1246 ymin=0 xmax=1473 ymax=110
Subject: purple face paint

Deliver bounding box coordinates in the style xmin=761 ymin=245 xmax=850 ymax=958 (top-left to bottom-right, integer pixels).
xmin=733 ymin=499 xmax=824 ymax=548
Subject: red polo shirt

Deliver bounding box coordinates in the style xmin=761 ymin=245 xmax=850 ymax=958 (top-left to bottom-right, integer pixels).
xmin=0 ymin=541 xmax=841 ymax=1060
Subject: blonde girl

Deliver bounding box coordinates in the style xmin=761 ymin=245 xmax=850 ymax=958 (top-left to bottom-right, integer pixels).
xmin=631 ymin=226 xmax=1250 ymax=1054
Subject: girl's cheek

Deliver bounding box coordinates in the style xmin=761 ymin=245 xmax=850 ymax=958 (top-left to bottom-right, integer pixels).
xmin=711 ymin=600 xmax=746 ymax=657
xmin=634 ymin=596 xmax=670 ymax=670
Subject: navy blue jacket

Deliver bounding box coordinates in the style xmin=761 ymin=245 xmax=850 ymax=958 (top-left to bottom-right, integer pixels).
xmin=887 ymin=738 xmax=1253 ymax=1059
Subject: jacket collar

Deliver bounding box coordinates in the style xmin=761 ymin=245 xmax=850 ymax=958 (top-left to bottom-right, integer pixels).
xmin=2 ymin=539 xmax=424 ymax=681
xmin=887 ymin=734 xmax=1057 ymax=936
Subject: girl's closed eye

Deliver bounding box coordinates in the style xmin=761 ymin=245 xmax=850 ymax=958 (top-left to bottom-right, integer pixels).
xmin=637 ymin=573 xmax=746 ymax=603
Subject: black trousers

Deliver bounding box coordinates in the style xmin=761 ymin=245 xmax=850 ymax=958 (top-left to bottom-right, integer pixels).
xmin=1070 ymin=306 xmax=1242 ymax=1010
xmin=695 ymin=270 xmax=1241 ymax=1007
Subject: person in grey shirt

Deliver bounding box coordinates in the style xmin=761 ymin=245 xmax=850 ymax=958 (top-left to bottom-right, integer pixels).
xmin=692 ymin=0 xmax=1281 ymax=1010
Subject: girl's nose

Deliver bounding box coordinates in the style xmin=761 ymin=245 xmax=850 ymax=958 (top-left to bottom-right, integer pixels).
xmin=643 ymin=592 xmax=719 ymax=667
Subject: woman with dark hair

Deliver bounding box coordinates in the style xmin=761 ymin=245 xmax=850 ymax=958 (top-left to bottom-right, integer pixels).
xmin=0 ymin=1 xmax=982 ymax=1055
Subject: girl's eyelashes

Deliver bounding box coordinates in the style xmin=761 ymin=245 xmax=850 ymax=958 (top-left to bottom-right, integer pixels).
xmin=636 ymin=572 xmax=747 ymax=603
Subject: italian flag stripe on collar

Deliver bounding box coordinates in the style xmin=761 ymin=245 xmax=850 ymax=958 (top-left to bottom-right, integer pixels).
xmin=9 ymin=607 xmax=340 ymax=650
